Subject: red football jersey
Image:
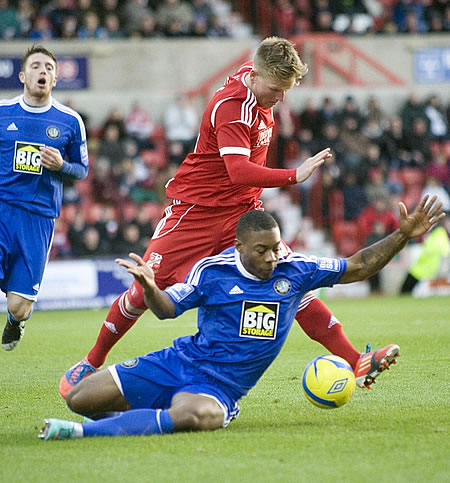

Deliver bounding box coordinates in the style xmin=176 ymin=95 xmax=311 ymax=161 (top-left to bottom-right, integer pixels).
xmin=166 ymin=62 xmax=294 ymax=207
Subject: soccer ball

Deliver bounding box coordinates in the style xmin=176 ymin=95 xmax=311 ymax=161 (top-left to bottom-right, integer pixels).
xmin=302 ymin=355 xmax=356 ymax=409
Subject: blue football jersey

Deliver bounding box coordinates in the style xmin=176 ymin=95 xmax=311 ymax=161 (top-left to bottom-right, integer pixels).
xmin=165 ymin=247 xmax=346 ymax=397
xmin=0 ymin=95 xmax=88 ymax=218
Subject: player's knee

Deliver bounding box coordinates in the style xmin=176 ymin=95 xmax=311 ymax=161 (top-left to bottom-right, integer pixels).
xmin=66 ymin=384 xmax=87 ymax=414
xmin=8 ymin=302 xmax=32 ymax=322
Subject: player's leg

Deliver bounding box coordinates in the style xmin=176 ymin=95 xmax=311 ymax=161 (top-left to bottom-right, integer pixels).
xmin=1 ymin=204 xmax=53 ymax=351
xmin=59 ymin=202 xmax=226 ymax=398
xmin=2 ymin=293 xmax=33 ymax=351
xmin=295 ymin=295 xmax=400 ymax=388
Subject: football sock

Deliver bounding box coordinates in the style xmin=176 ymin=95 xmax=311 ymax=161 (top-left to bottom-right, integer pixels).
xmin=295 ymin=297 xmax=361 ymax=369
xmin=87 ymin=292 xmax=144 ymax=368
xmin=8 ymin=308 xmax=32 ymax=324
xmin=81 ymin=409 xmax=174 ymax=437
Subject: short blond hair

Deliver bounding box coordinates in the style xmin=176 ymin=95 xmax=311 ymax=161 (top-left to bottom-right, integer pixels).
xmin=253 ymin=37 xmax=308 ymax=86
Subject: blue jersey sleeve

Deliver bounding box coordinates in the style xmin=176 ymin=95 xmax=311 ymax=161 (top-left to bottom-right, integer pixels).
xmin=59 ymin=116 xmax=89 ymax=180
xmin=165 ymin=282 xmax=205 ymax=317
xmin=302 ymin=256 xmax=347 ymax=291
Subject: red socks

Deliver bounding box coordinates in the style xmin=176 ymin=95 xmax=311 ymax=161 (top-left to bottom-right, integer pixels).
xmin=296 ymin=297 xmax=361 ymax=369
xmin=87 ymin=292 xmax=144 ymax=368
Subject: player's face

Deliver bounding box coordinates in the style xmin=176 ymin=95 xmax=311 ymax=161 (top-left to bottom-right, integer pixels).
xmin=249 ymin=71 xmax=294 ymax=109
xmin=236 ymin=227 xmax=281 ymax=280
xmin=19 ymin=53 xmax=57 ymax=104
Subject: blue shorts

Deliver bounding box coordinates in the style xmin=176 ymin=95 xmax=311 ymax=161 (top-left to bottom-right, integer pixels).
xmin=0 ymin=200 xmax=54 ymax=300
xmin=109 ymin=347 xmax=241 ymax=427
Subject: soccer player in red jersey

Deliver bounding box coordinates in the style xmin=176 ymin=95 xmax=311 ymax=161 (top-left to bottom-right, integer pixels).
xmin=60 ymin=37 xmax=396 ymax=398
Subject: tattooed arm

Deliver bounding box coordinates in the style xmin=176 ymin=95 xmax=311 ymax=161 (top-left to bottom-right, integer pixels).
xmin=339 ymin=195 xmax=445 ymax=284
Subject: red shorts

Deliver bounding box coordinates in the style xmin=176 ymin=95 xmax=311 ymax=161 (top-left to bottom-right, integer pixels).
xmin=142 ymin=200 xmax=262 ymax=289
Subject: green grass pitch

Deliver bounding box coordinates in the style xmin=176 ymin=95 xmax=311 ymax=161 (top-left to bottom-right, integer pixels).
xmin=0 ymin=296 xmax=449 ymax=482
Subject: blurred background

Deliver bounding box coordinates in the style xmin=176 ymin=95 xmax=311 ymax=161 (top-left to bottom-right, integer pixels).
xmin=0 ymin=0 xmax=449 ymax=307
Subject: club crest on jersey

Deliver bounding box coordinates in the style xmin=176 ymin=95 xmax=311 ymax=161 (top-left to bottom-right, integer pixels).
xmin=239 ymin=301 xmax=279 ymax=340
xmin=254 ymin=126 xmax=273 ymax=148
xmin=13 ymin=141 xmax=44 ymax=175
xmin=273 ymin=278 xmax=291 ymax=295
xmin=121 ymin=358 xmax=139 ymax=368
xmin=46 ymin=126 xmax=60 ymax=139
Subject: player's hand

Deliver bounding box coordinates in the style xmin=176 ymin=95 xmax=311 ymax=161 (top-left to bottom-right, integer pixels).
xmin=115 ymin=253 xmax=157 ymax=291
xmin=39 ymin=146 xmax=64 ymax=171
xmin=296 ymin=148 xmax=332 ymax=183
xmin=398 ymin=195 xmax=445 ymax=239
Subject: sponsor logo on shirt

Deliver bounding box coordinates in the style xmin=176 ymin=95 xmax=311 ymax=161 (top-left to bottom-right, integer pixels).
xmin=13 ymin=141 xmax=44 ymax=175
xmin=239 ymin=301 xmax=279 ymax=340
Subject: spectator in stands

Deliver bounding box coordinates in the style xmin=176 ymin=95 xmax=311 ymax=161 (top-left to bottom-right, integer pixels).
xmin=77 ymin=10 xmax=107 ymax=39
xmin=319 ymin=96 xmax=339 ymax=124
xmin=379 ymin=115 xmax=409 ymax=168
xmin=420 ymin=177 xmax=450 ymax=211
xmin=125 ymin=102 xmax=155 ymax=150
xmin=393 ymin=0 xmax=428 ymax=33
xmin=274 ymin=101 xmax=299 ymax=169
xmin=403 ymin=117 xmax=432 ymax=168
xmin=299 ymin=98 xmax=322 ymax=137
xmin=60 ymin=14 xmax=78 ymax=38
xmin=17 ymin=0 xmax=35 ymax=37
xmin=45 ymin=0 xmax=75 ymax=37
xmin=98 ymin=123 xmax=127 ymax=168
xmin=206 ymin=14 xmax=229 ymax=37
xmin=191 ymin=0 xmax=213 ymax=24
xmin=316 ymin=122 xmax=345 ymax=162
xmin=426 ymin=151 xmax=450 ymax=194
xmin=29 ymin=14 xmax=54 ymax=40
xmin=91 ymin=157 xmax=120 ymax=206
xmin=273 ymin=0 xmax=296 ymax=38
xmin=0 ymin=0 xmax=20 ymax=39
xmin=341 ymin=171 xmax=368 ymax=221
xmin=98 ymin=0 xmax=120 ymax=25
xmin=163 ymin=94 xmax=199 ymax=165
xmin=400 ymin=92 xmax=427 ymax=137
xmin=363 ymin=95 xmax=385 ymax=127
xmin=358 ymin=195 xmax=399 ymax=292
xmin=311 ymin=0 xmax=335 ymax=31
xmin=116 ymin=222 xmax=145 ymax=256
xmin=339 ymin=95 xmax=363 ymax=128
xmin=365 ymin=167 xmax=391 ymax=205
xmin=104 ymin=12 xmax=125 ymax=39
xmin=339 ymin=116 xmax=371 ymax=175
xmin=156 ymin=0 xmax=194 ymax=36
xmin=122 ymin=0 xmax=154 ymax=36
xmin=190 ymin=16 xmax=208 ymax=37
xmin=68 ymin=211 xmax=88 ymax=257
xmin=77 ymin=226 xmax=111 ymax=257
xmin=424 ymin=94 xmax=448 ymax=141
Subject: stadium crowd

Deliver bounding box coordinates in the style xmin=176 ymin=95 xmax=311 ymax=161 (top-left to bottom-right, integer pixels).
xmin=1 ymin=0 xmax=449 ymax=41
xmin=0 ymin=0 xmax=244 ymax=40
xmin=51 ymin=91 xmax=449 ymax=264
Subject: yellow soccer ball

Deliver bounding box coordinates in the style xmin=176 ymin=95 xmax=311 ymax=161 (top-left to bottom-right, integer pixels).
xmin=302 ymin=355 xmax=356 ymax=409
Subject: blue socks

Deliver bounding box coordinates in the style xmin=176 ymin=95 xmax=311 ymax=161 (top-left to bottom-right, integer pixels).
xmin=81 ymin=409 xmax=174 ymax=437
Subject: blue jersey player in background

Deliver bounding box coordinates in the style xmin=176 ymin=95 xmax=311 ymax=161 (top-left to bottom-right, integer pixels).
xmin=0 ymin=45 xmax=89 ymax=351
xmin=39 ymin=198 xmax=444 ymax=440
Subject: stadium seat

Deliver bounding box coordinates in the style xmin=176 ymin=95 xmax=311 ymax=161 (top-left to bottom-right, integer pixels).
xmin=331 ymin=220 xmax=362 ymax=256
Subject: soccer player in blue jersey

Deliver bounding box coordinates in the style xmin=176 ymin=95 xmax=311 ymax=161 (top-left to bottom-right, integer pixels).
xmin=39 ymin=195 xmax=445 ymax=440
xmin=0 ymin=45 xmax=89 ymax=351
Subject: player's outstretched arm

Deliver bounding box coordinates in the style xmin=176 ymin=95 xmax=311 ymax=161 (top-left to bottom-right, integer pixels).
xmin=115 ymin=253 xmax=176 ymax=319
xmin=340 ymin=195 xmax=445 ymax=284
xmin=296 ymin=148 xmax=332 ymax=183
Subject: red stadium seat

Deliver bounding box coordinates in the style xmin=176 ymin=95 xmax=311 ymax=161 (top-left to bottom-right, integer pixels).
xmin=331 ymin=221 xmax=362 ymax=257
